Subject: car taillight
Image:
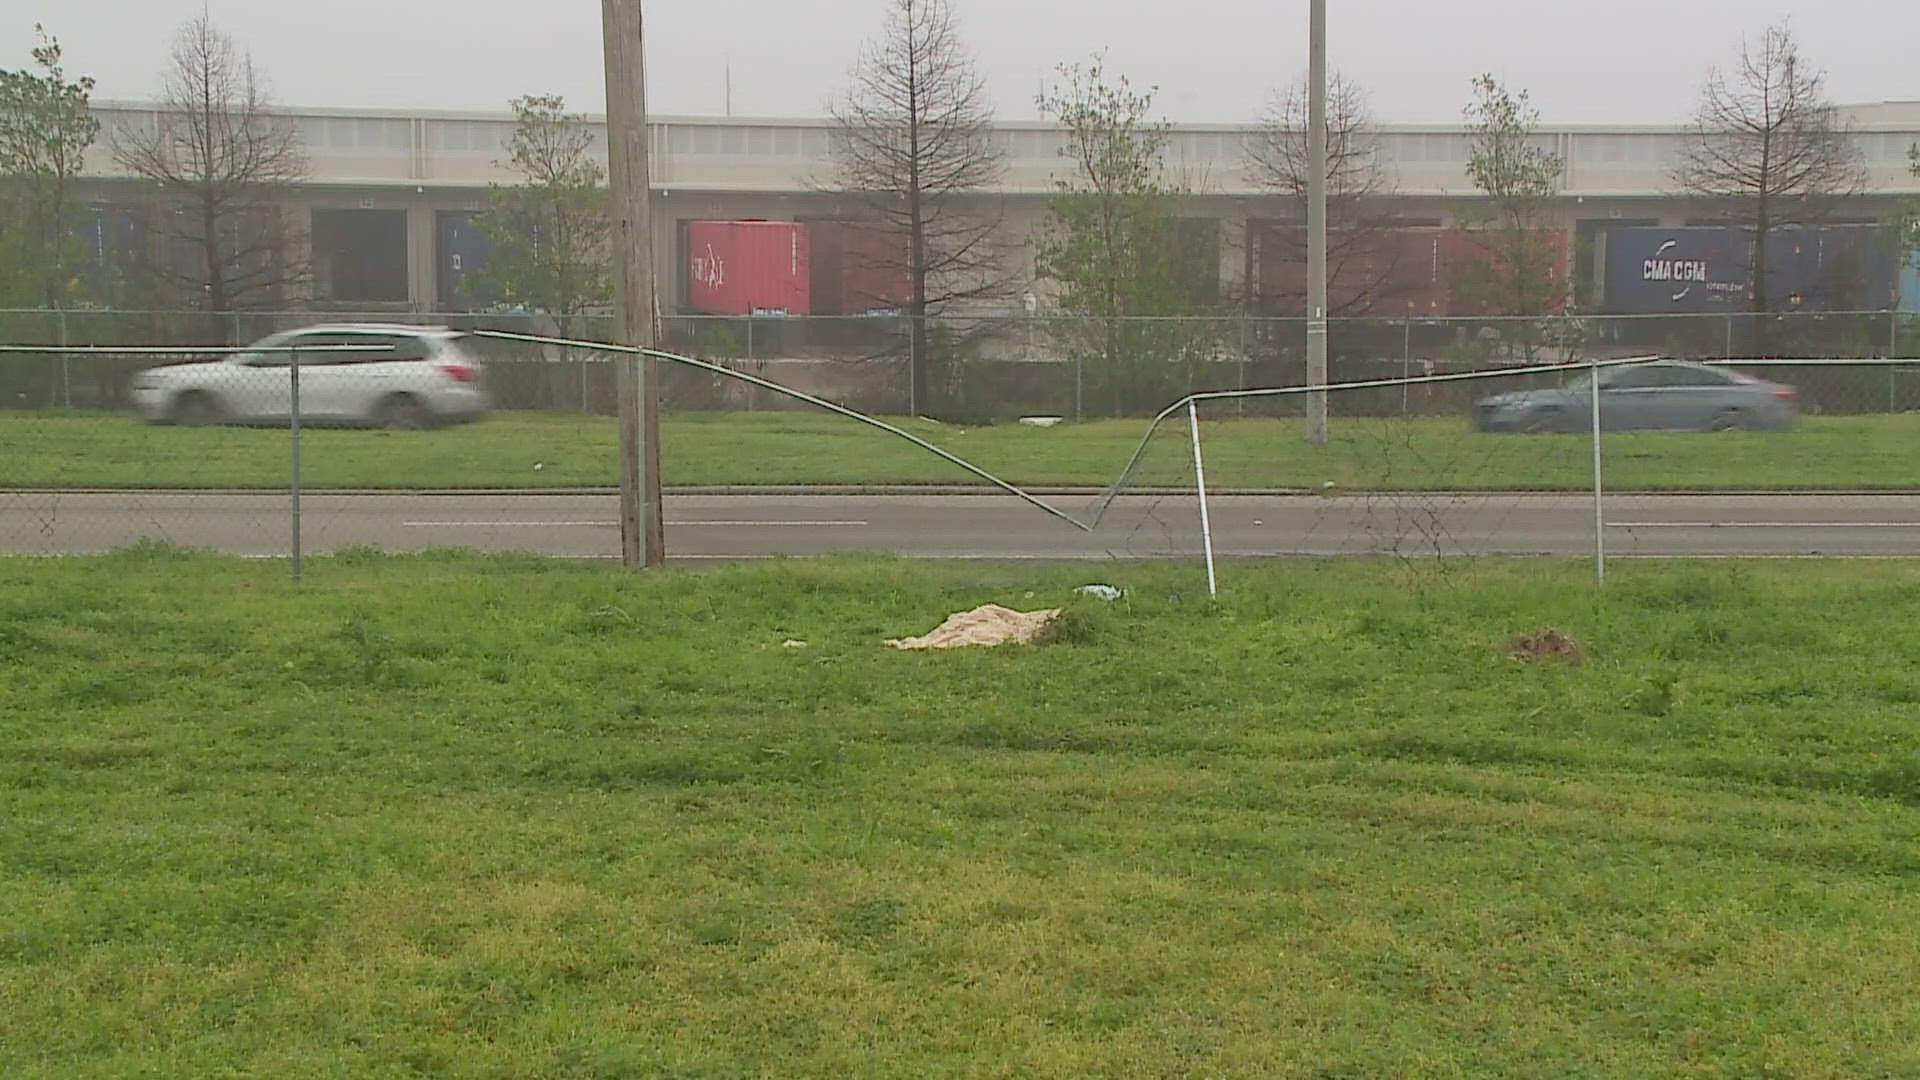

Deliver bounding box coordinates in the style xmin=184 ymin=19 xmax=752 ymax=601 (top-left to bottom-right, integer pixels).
xmin=438 ymin=364 xmax=477 ymax=384
xmin=1773 ymin=387 xmax=1797 ymax=401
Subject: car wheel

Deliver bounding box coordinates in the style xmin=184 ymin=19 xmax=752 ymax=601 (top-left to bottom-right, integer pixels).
xmin=1708 ymin=408 xmax=1750 ymax=432
xmin=374 ymin=394 xmax=433 ymax=431
xmin=171 ymin=391 xmax=226 ymax=427
xmin=1524 ymin=407 xmax=1563 ymax=434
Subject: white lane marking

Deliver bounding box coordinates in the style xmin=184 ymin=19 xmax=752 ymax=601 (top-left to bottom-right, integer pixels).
xmin=401 ymin=520 xmax=869 ymax=528
xmin=404 ymin=520 xmax=610 ymax=527
xmin=1610 ymin=521 xmax=1920 ymax=529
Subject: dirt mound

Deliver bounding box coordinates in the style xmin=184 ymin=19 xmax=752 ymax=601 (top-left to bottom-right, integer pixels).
xmin=888 ymin=605 xmax=1063 ymax=650
xmin=1508 ymin=627 xmax=1582 ymax=665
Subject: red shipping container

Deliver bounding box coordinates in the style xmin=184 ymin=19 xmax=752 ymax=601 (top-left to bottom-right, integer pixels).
xmin=685 ymin=220 xmax=811 ymax=316
xmin=810 ymin=221 xmax=912 ymax=315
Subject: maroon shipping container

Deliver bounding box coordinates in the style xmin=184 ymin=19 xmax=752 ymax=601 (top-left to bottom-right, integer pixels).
xmin=685 ymin=220 xmax=811 ymax=316
xmin=1433 ymin=228 xmax=1569 ymax=316
xmin=809 ymin=221 xmax=912 ymax=315
xmin=1256 ymin=225 xmax=1569 ymax=317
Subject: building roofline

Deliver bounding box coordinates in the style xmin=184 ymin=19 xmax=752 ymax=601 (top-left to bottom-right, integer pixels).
xmin=87 ymin=98 xmax=1920 ymax=135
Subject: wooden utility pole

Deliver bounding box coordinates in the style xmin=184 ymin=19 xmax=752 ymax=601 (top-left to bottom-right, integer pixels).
xmin=601 ymin=0 xmax=664 ymax=566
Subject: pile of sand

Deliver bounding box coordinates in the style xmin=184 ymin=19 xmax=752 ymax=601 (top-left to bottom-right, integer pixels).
xmin=887 ymin=605 xmax=1063 ymax=650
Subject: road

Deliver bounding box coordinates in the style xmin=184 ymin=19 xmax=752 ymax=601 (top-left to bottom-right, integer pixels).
xmin=8 ymin=490 xmax=1920 ymax=560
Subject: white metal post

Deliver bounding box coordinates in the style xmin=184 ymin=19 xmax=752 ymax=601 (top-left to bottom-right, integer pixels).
xmin=1188 ymin=399 xmax=1218 ymax=598
xmin=290 ymin=345 xmax=302 ymax=584
xmin=1590 ymin=357 xmax=1605 ymax=587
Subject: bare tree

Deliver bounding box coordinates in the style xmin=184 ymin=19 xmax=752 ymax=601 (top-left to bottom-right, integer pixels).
xmin=828 ymin=0 xmax=1007 ymax=415
xmin=1246 ymin=74 xmax=1400 ymax=316
xmin=112 ymin=11 xmax=308 ymax=329
xmin=1672 ymin=23 xmax=1867 ymax=323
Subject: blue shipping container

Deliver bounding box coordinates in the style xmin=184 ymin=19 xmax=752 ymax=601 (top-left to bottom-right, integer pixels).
xmin=1601 ymin=225 xmax=1899 ymax=315
xmin=1601 ymin=227 xmax=1752 ymax=313
xmin=75 ymin=207 xmax=145 ymax=299
xmin=437 ymin=210 xmax=494 ymax=310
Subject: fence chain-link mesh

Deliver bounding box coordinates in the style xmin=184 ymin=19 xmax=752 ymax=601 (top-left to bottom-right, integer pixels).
xmin=6 ymin=309 xmax=1920 ymax=573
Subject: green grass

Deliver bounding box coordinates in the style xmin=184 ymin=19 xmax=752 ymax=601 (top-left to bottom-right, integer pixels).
xmin=4 ymin=550 xmax=1920 ymax=1075
xmin=7 ymin=410 xmax=1920 ymax=491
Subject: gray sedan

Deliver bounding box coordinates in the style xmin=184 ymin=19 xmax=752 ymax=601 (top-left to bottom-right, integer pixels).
xmin=1474 ymin=360 xmax=1798 ymax=433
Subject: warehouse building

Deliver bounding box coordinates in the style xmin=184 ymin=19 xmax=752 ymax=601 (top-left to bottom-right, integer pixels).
xmin=67 ymin=100 xmax=1920 ymax=318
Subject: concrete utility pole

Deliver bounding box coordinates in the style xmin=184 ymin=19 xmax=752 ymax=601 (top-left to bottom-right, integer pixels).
xmin=1305 ymin=0 xmax=1330 ymax=445
xmin=602 ymin=0 xmax=665 ymax=567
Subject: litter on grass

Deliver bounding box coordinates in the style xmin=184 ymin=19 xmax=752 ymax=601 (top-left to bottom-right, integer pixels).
xmin=1075 ymin=584 xmax=1123 ymax=601
xmin=887 ymin=605 xmax=1063 ymax=650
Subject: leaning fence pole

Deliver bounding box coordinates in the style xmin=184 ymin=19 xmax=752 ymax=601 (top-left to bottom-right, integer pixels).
xmin=1589 ymin=355 xmax=1605 ymax=587
xmin=1187 ymin=399 xmax=1218 ymax=599
xmin=290 ymin=344 xmax=303 ymax=585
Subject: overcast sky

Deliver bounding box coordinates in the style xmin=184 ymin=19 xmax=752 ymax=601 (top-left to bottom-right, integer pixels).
xmin=7 ymin=0 xmax=1916 ymax=125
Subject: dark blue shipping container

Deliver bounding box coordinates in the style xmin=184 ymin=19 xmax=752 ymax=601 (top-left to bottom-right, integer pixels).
xmin=437 ymin=210 xmax=494 ymax=310
xmin=1601 ymin=225 xmax=1900 ymax=315
xmin=75 ymin=207 xmax=146 ymax=301
xmin=1601 ymin=227 xmax=1750 ymax=313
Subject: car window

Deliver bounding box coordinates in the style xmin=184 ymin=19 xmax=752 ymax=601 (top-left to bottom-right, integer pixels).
xmin=352 ymin=334 xmax=429 ymax=363
xmin=1664 ymin=367 xmax=1732 ymax=387
xmin=1598 ymin=366 xmax=1667 ymax=390
xmin=282 ymin=332 xmax=364 ymax=366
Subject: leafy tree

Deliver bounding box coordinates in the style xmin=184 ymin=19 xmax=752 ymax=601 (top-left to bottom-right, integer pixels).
xmin=112 ymin=11 xmax=309 ymax=330
xmin=1455 ymin=75 xmax=1566 ymax=319
xmin=0 ymin=25 xmax=99 ymax=308
xmin=464 ymin=95 xmax=612 ymax=337
xmin=1452 ymin=75 xmax=1569 ymax=364
xmin=1034 ymin=55 xmax=1220 ymax=416
xmin=829 ymin=0 xmax=1007 ymax=415
xmin=1673 ymin=23 xmax=1867 ymax=329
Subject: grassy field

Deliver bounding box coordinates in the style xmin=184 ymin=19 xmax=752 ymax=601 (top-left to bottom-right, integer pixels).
xmin=6 ymin=409 xmax=1920 ymax=491
xmin=4 ymin=551 xmax=1920 ymax=1075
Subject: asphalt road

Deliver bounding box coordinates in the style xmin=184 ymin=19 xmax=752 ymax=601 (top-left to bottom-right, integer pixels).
xmin=9 ymin=490 xmax=1920 ymax=560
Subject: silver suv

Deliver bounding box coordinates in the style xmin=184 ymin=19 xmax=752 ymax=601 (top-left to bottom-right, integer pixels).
xmin=132 ymin=324 xmax=491 ymax=430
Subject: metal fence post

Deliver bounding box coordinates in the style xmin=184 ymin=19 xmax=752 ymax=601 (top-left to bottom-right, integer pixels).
xmin=1402 ymin=318 xmax=1412 ymax=415
xmin=1892 ymin=312 xmax=1902 ymax=414
xmin=1724 ymin=314 xmax=1734 ymax=360
xmin=1590 ymin=355 xmax=1605 ymax=588
xmin=1074 ymin=345 xmax=1083 ymax=422
xmin=290 ymin=344 xmax=302 ymax=584
xmin=55 ymin=303 xmax=71 ymax=410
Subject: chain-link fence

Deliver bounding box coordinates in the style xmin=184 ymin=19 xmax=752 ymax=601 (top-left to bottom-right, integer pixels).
xmin=5 ymin=309 xmax=1920 ymax=576
xmin=3 ymin=308 xmax=1915 ymax=420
